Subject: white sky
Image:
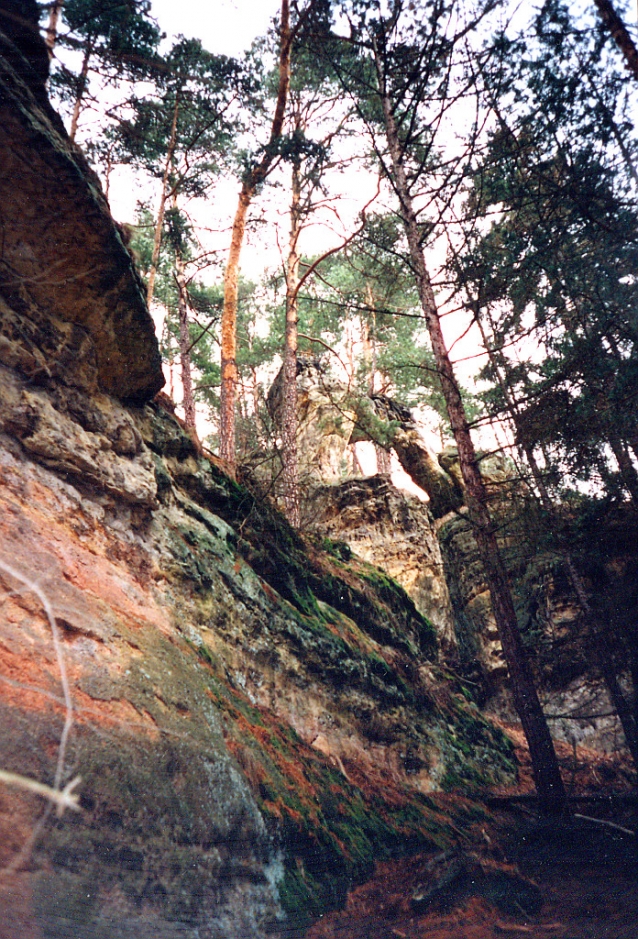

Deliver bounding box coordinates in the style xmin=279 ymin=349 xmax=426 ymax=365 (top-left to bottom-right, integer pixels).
xmin=150 ymin=0 xmax=282 ymax=56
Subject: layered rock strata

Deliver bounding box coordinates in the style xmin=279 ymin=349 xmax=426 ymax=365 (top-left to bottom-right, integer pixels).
xmin=0 ymin=375 xmax=516 ymax=937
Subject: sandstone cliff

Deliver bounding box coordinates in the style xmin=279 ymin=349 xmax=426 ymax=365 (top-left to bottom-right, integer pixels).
xmin=0 ymin=10 xmax=515 ymax=937
xmin=0 ymin=1 xmax=163 ymax=402
xmin=307 ymin=475 xmax=457 ymax=655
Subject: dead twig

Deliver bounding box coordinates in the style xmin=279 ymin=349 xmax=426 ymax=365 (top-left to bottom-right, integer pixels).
xmin=0 ymin=771 xmax=81 ymax=817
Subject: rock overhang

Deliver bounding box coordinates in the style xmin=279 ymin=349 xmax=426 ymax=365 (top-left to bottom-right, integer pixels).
xmin=0 ymin=3 xmax=164 ymax=403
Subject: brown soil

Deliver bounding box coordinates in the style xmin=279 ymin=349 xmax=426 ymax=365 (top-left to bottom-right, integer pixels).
xmin=303 ymin=727 xmax=638 ymax=939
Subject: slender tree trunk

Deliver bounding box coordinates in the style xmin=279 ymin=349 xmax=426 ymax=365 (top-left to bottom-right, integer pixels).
xmin=147 ymin=97 xmax=180 ymax=307
xmin=609 ymin=433 xmax=638 ymax=504
xmin=175 ymin=249 xmax=196 ymax=430
xmin=364 ymin=291 xmax=391 ymax=475
xmin=220 ymin=186 xmax=252 ymax=468
xmin=377 ymin=60 xmax=565 ymax=809
xmin=593 ymin=0 xmax=638 ymax=81
xmin=45 ymin=0 xmax=64 ymax=56
xmin=281 ymin=159 xmax=302 ymax=527
xmin=69 ymin=38 xmax=93 ymax=142
xmin=251 ymin=367 xmax=260 ymax=419
xmin=104 ymin=149 xmax=112 ymax=203
xmin=220 ymin=0 xmax=292 ymax=472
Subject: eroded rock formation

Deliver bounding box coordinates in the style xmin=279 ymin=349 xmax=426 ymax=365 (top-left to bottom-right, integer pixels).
xmin=0 ymin=374 xmax=517 ymax=937
xmin=0 ymin=1 xmax=163 ymax=402
xmin=276 ymin=362 xmax=636 ymax=757
xmin=307 ymin=475 xmax=457 ymax=655
xmin=267 ymin=357 xmax=357 ymax=485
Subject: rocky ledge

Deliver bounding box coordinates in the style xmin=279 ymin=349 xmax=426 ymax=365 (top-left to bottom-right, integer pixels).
xmin=0 ymin=0 xmax=163 ymax=402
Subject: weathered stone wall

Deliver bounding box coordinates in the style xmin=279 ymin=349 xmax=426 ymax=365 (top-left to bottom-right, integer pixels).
xmin=307 ymin=475 xmax=457 ymax=655
xmin=0 ymin=369 xmax=518 ymax=937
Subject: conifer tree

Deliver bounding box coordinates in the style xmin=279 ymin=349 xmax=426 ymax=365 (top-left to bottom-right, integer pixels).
xmin=278 ymin=22 xmax=353 ymax=524
xmin=327 ymin=0 xmax=566 ymax=808
xmin=112 ymin=36 xmax=248 ymax=306
xmin=452 ymin=0 xmax=638 ymax=765
xmin=219 ymin=0 xmax=326 ymax=473
xmin=130 ymin=205 xmax=223 ymax=430
xmin=46 ymin=0 xmax=161 ymax=141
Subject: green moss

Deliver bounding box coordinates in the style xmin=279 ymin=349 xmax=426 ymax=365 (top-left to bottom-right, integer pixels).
xmin=196 ymin=673 xmax=459 ymax=925
xmin=143 ymin=404 xmax=518 ymax=927
xmin=432 ymin=697 xmax=517 ymax=793
xmin=184 ymin=637 xmax=218 ymax=671
xmin=153 ymin=434 xmax=438 ymax=664
xmin=320 ymin=537 xmax=353 ymax=562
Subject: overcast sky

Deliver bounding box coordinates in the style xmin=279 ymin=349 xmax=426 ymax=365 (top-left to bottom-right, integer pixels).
xmin=150 ymin=0 xmax=282 ymax=56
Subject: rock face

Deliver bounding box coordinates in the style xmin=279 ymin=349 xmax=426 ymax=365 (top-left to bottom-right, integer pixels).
xmin=437 ymin=488 xmax=637 ymax=753
xmin=267 ymin=357 xmax=356 ymax=486
xmin=0 ymin=14 xmax=516 ymax=935
xmin=438 ymin=509 xmax=509 ymax=684
xmin=307 ymin=475 xmax=457 ymax=655
xmin=0 ymin=376 xmax=516 ymax=938
xmin=0 ymin=2 xmax=163 ymax=402
xmin=298 ymin=374 xmax=637 ymax=755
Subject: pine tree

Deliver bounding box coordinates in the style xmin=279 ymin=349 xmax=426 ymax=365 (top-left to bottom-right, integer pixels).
xmin=46 ymin=0 xmax=161 ymax=141
xmin=130 ymin=205 xmax=222 ymax=431
xmin=111 ymin=36 xmax=248 ymax=306
xmin=219 ymin=0 xmax=327 ymax=473
xmin=326 ymin=0 xmax=566 ymax=808
xmin=451 ymin=0 xmax=638 ymax=767
xmin=278 ymin=23 xmax=354 ymax=524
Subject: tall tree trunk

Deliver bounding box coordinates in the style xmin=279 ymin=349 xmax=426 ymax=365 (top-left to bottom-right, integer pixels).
xmin=147 ymin=97 xmax=180 ymax=307
xmin=45 ymin=0 xmax=64 ymax=56
xmin=281 ymin=159 xmax=302 ymax=527
xmin=593 ymin=0 xmax=638 ymax=81
xmin=364 ymin=292 xmax=392 ymax=475
xmin=377 ymin=57 xmax=565 ymax=809
xmin=220 ymin=0 xmax=292 ymax=472
xmin=220 ymin=187 xmax=251 ymax=469
xmin=175 ymin=249 xmax=196 ymax=430
xmin=609 ymin=433 xmax=638 ymax=504
xmin=69 ymin=38 xmax=93 ymax=142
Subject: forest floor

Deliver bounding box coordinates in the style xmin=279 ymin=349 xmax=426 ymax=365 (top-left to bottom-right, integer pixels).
xmin=303 ymin=727 xmax=638 ymax=939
